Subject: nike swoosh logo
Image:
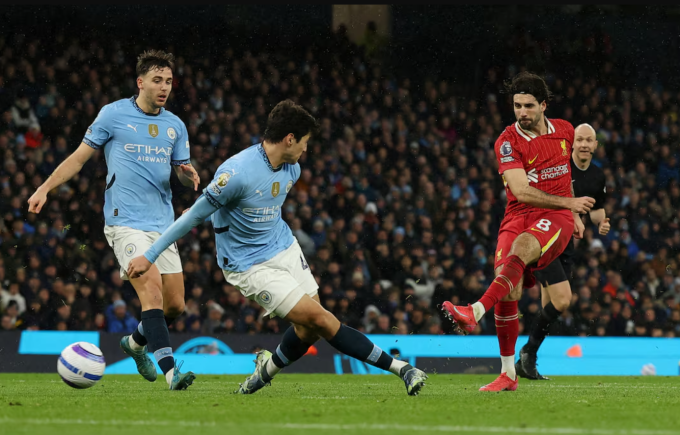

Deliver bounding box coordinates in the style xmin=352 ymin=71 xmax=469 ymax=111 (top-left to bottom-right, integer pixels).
xmin=529 ymin=155 xmax=538 ymax=164
xmin=453 ymin=306 xmax=469 ymax=319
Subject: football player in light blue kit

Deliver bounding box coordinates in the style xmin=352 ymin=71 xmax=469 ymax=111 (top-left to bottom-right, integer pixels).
xmin=128 ymin=100 xmax=428 ymax=396
xmin=28 ymin=50 xmax=197 ymax=390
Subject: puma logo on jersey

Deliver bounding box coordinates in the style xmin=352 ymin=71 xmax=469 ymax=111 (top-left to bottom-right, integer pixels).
xmin=127 ymin=124 xmax=138 ymax=133
xmin=256 ymin=190 xmax=263 ymax=197
xmin=528 ymin=155 xmax=538 ymax=164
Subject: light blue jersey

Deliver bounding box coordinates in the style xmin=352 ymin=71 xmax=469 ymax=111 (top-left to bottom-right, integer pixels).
xmin=84 ymin=97 xmax=190 ymax=233
xmin=143 ymin=144 xmax=300 ymax=273
xmin=202 ymin=144 xmax=299 ymax=272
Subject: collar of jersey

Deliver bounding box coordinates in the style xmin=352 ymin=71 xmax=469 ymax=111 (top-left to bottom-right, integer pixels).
xmin=258 ymin=143 xmax=283 ymax=172
xmin=130 ymin=96 xmax=164 ymax=116
xmin=515 ymin=118 xmax=555 ymax=141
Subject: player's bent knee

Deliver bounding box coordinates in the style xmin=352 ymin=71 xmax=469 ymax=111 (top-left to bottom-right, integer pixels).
xmin=307 ymin=309 xmax=340 ymax=338
xmin=293 ymin=323 xmax=320 ymax=344
xmin=165 ymin=299 xmax=185 ymax=318
xmin=510 ymin=233 xmax=541 ymax=265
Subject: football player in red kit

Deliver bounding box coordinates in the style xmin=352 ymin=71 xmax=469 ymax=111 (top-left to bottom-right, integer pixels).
xmin=442 ymin=72 xmax=595 ymax=391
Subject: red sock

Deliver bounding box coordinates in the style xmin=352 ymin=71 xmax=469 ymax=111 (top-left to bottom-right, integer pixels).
xmin=478 ymin=255 xmax=526 ymax=311
xmin=495 ymin=300 xmax=519 ymax=357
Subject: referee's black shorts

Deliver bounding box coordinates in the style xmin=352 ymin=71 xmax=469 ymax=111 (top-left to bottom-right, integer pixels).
xmin=533 ymin=239 xmax=574 ymax=287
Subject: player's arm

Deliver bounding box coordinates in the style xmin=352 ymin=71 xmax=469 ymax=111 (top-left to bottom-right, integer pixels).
xmin=28 ymin=142 xmax=96 ymax=213
xmin=503 ymin=168 xmax=595 ymax=213
xmin=173 ymin=164 xmax=200 ymax=191
xmin=570 ymin=183 xmax=585 ymax=239
xmin=171 ymin=123 xmax=200 ymax=190
xmin=127 ymin=195 xmax=218 ymax=278
xmin=127 ymin=166 xmax=246 ymax=278
xmin=29 ymin=105 xmax=112 ymax=213
xmin=589 ymin=181 xmax=610 ymax=235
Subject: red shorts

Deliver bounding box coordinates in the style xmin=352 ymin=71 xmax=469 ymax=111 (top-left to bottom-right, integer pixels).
xmin=494 ymin=209 xmax=574 ymax=283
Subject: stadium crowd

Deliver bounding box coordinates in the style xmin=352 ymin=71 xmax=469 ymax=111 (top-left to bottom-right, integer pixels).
xmin=1 ymin=26 xmax=680 ymax=340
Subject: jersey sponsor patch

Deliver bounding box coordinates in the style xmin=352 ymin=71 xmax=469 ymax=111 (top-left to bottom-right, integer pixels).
xmin=500 ymin=156 xmax=515 ymax=163
xmin=500 ymin=141 xmax=513 ymax=156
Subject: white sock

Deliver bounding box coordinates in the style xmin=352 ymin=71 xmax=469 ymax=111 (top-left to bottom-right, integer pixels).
xmin=472 ymin=302 xmax=486 ymax=322
xmin=165 ymin=369 xmax=174 ymax=386
xmin=501 ymin=355 xmax=516 ymax=380
xmin=388 ymin=358 xmax=409 ymax=376
xmin=265 ymin=358 xmax=282 ymax=378
xmin=128 ymin=335 xmax=144 ymax=351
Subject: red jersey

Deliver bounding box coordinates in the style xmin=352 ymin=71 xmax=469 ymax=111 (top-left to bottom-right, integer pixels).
xmin=495 ymin=118 xmax=575 ymax=217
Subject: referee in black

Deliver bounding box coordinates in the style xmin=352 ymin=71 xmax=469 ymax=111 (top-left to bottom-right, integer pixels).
xmin=516 ymin=123 xmax=611 ymax=380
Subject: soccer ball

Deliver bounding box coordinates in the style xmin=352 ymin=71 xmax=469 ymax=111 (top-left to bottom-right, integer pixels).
xmin=641 ymin=363 xmax=656 ymax=376
xmin=57 ymin=342 xmax=106 ymax=389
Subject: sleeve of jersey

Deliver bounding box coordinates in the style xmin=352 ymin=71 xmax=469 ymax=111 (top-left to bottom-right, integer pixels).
xmin=202 ymin=166 xmax=247 ymax=209
xmin=171 ymin=123 xmax=191 ymax=166
xmin=83 ymin=105 xmax=113 ymax=149
xmin=594 ymin=173 xmax=607 ymax=209
xmin=495 ymin=136 xmax=524 ymax=174
xmin=144 ymin=195 xmax=218 ymax=264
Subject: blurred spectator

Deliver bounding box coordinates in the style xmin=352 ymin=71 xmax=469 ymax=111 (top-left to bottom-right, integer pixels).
xmin=106 ymin=300 xmax=137 ymax=333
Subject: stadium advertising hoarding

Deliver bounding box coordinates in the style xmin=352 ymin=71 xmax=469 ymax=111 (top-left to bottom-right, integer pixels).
xmin=0 ymin=331 xmax=677 ymax=376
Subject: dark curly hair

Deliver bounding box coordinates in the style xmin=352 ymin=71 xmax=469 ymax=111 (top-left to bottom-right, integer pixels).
xmin=263 ymin=100 xmax=319 ymax=143
xmin=503 ymin=72 xmax=553 ymax=104
xmin=136 ymin=50 xmax=175 ymax=77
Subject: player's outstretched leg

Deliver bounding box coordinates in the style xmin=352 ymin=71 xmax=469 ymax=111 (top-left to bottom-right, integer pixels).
xmin=442 ymin=233 xmax=540 ymax=334
xmin=122 ymin=272 xmax=186 ymax=383
xmin=238 ymin=295 xmax=427 ymax=396
xmin=131 ymin=268 xmax=195 ymax=390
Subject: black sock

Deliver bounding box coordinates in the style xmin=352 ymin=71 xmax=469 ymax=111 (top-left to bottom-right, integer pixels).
xmin=132 ymin=314 xmax=178 ymax=347
xmin=141 ymin=309 xmax=174 ymax=375
xmin=327 ymin=324 xmax=393 ymax=371
xmin=267 ymin=326 xmax=313 ymax=382
xmin=526 ymin=302 xmax=562 ymax=353
xmin=271 ymin=326 xmax=313 ymax=368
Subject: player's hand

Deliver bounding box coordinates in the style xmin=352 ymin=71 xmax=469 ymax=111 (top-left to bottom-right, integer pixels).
xmin=573 ymin=215 xmax=585 ymax=240
xmin=598 ymin=218 xmax=611 ymax=236
xmin=569 ymin=196 xmax=595 ymax=214
xmin=179 ymin=164 xmax=200 ymax=191
xmin=127 ymin=256 xmax=152 ymax=279
xmin=27 ymin=188 xmax=48 ymax=214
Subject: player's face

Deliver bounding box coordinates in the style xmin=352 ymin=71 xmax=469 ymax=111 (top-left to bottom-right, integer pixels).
xmin=287 ymin=133 xmax=311 ymax=163
xmin=138 ymin=67 xmax=173 ymax=108
xmin=513 ymin=94 xmax=545 ymax=131
xmin=573 ymin=127 xmax=597 ymax=161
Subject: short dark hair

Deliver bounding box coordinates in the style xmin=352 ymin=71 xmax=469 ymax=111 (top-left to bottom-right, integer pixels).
xmin=503 ymin=72 xmax=553 ymax=104
xmin=136 ymin=50 xmax=175 ymax=77
xmin=263 ymin=100 xmax=319 ymax=143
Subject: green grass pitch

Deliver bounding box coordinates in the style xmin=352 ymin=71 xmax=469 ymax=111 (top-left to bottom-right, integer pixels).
xmin=0 ymin=374 xmax=679 ymax=435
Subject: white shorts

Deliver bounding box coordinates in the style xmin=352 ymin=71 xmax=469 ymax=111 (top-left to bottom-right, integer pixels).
xmin=223 ymin=240 xmax=318 ymax=318
xmin=104 ymin=225 xmax=183 ymax=280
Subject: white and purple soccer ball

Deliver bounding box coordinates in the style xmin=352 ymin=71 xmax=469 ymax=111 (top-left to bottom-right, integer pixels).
xmin=641 ymin=363 xmax=657 ymax=376
xmin=57 ymin=342 xmax=106 ymax=389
